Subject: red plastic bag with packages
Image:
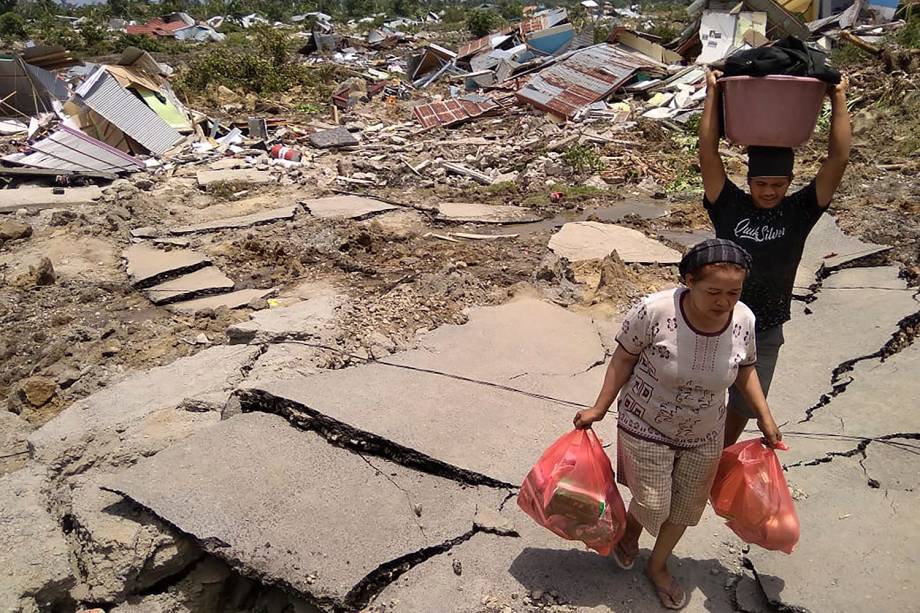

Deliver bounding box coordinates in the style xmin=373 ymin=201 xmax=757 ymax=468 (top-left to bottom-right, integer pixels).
xmin=710 ymin=439 xmax=800 ymax=554
xmin=517 ymin=429 xmax=627 ymax=555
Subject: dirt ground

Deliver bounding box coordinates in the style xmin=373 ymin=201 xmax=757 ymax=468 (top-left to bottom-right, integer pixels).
xmin=1 ymin=47 xmax=917 ymax=432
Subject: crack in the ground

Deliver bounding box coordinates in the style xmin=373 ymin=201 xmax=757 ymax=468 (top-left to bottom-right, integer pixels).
xmin=356 ymin=452 xmax=428 ymax=541
xmin=99 ymin=485 xmax=339 ymax=612
xmin=800 ymin=310 xmax=920 ymax=422
xmin=785 ymin=433 xmax=920 ymax=490
xmin=237 ymin=389 xmax=514 ymax=489
xmin=795 ymin=252 xmax=893 ymax=304
xmin=497 ymin=489 xmax=518 ymax=511
xmin=742 ymin=558 xmax=809 ymax=613
xmin=344 ymin=524 xmax=516 ymax=612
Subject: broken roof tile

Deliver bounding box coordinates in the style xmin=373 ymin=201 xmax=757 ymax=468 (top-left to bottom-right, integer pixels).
xmin=412 ymin=96 xmax=501 ymax=129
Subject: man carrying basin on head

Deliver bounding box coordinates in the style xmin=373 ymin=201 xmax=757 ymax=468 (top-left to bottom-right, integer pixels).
xmin=698 ymin=70 xmax=852 ymax=446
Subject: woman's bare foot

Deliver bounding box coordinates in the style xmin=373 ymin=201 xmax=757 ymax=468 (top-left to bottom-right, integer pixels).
xmin=645 ymin=566 xmax=687 ymax=610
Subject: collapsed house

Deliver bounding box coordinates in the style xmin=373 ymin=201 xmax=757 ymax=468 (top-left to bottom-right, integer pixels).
xmin=127 ymin=12 xmax=225 ymax=43
xmin=2 ymin=47 xmax=193 ymax=175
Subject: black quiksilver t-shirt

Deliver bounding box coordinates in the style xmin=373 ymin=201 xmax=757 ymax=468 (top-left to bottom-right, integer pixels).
xmin=704 ymin=179 xmax=824 ymax=331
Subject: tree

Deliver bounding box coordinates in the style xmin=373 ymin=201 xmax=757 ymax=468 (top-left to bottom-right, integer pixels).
xmin=1 ymin=0 xmax=17 ymax=15
xmin=497 ymin=0 xmax=521 ymax=20
xmin=0 ymin=11 xmax=26 ymax=38
xmin=466 ymin=9 xmax=498 ymax=38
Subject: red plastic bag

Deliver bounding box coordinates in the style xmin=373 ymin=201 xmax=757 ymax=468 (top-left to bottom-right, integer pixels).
xmin=710 ymin=439 xmax=800 ymax=554
xmin=517 ymin=429 xmax=627 ymax=555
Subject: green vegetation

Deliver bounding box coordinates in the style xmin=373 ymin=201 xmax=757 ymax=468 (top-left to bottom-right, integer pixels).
xmin=175 ymin=27 xmax=338 ymax=98
xmin=0 ymin=11 xmax=26 ymax=39
xmin=895 ymin=12 xmax=920 ymax=48
xmin=466 ymin=9 xmax=499 ymax=38
xmin=829 ymin=41 xmax=871 ymax=67
xmin=562 ymin=144 xmax=606 ymax=174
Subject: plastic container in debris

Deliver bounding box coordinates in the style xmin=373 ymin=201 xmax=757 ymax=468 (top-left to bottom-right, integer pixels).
xmin=270 ymin=144 xmax=302 ymax=162
xmin=720 ymin=75 xmax=827 ymax=148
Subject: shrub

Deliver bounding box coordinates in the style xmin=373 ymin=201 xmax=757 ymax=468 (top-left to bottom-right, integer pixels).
xmin=0 ymin=12 xmax=26 ymax=39
xmin=562 ymin=144 xmax=606 ymax=174
xmin=466 ymin=9 xmax=498 ymax=38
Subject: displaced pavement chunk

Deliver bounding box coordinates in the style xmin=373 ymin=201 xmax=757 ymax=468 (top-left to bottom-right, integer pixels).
xmin=123 ymin=244 xmax=210 ymax=288
xmin=0 ymin=185 xmax=103 ymax=213
xmin=168 ymin=288 xmax=276 ymax=314
xmin=0 ymin=467 xmax=75 ymax=610
xmin=243 ymin=299 xmax=614 ymax=485
xmin=105 ymin=412 xmax=506 ymax=610
xmin=196 ymin=169 xmax=273 ymax=188
xmin=66 ymin=475 xmax=201 ymax=603
xmin=793 ymin=214 xmax=891 ymax=295
xmin=435 ymin=202 xmax=542 ymax=224
xmin=29 ymin=345 xmax=261 ymax=472
xmin=302 ymin=195 xmax=397 ymax=219
xmin=309 ymin=126 xmax=360 ymax=149
xmin=227 ymin=292 xmax=341 ymax=344
xmin=548 ymin=221 xmax=682 ymax=263
xmin=144 ymin=266 xmax=235 ymax=305
xmin=169 ymin=205 xmax=298 ymax=235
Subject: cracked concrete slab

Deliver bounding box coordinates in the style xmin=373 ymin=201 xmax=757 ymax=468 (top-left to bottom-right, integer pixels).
xmin=104 ymin=412 xmax=505 ymax=611
xmin=66 ymin=474 xmax=200 ymax=603
xmin=549 ymin=222 xmax=682 ymax=264
xmin=365 ymin=501 xmax=743 ymax=613
xmin=29 ymin=345 xmax=260 ymax=474
xmin=123 ymin=244 xmax=210 ymax=288
xmin=242 ymin=343 xmax=323 ymax=384
xmin=793 ymin=215 xmax=891 ymax=295
xmin=167 ymin=288 xmax=276 ymax=314
xmin=226 ymin=292 xmax=342 ymax=344
xmin=747 ymin=455 xmax=919 ymax=613
xmin=0 ymin=185 xmax=103 ymax=213
xmin=0 ymin=466 xmax=75 ymax=610
xmin=169 ymin=205 xmax=298 ymax=235
xmin=779 ymin=343 xmax=920 ymax=467
xmin=766 ymin=266 xmax=917 ymax=428
xmin=145 ymin=266 xmax=235 ymax=305
xmin=302 ymin=196 xmax=397 ymax=219
xmin=389 ymin=298 xmax=607 ymax=384
xmin=196 ymin=169 xmax=274 ymax=188
xmin=242 ymin=299 xmax=616 ymax=485
xmin=0 ymin=411 xmax=31 ymax=476
xmin=435 ymin=202 xmax=542 ymax=224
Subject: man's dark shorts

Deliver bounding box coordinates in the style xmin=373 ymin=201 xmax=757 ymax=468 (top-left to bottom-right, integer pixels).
xmin=729 ymin=325 xmax=785 ymax=419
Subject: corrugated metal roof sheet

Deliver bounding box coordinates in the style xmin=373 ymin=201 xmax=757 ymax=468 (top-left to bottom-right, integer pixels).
xmin=520 ymin=8 xmax=568 ymax=35
xmin=457 ymin=27 xmax=515 ymax=59
xmin=516 ymin=44 xmax=665 ymax=118
xmin=3 ymin=125 xmax=143 ymax=173
xmin=126 ymin=18 xmax=187 ymax=37
xmin=75 ymin=68 xmax=181 ymax=155
xmin=413 ymin=97 xmax=501 ymax=129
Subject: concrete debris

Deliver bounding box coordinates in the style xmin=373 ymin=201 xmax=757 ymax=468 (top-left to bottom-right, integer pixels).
xmin=123 ymin=244 xmax=210 ymax=288
xmin=145 ymin=266 xmax=235 ymax=305
xmin=0 ymin=467 xmax=75 ymax=611
xmin=302 ymin=195 xmax=397 ymax=219
xmin=105 ymin=412 xmax=506 ymax=611
xmin=548 ymin=222 xmax=682 ymax=264
xmin=196 ymin=169 xmax=274 ymax=188
xmin=308 ymin=127 xmax=360 ymax=149
xmin=0 ymin=186 xmax=104 ymax=214
xmin=170 ymin=205 xmax=298 ymax=235
xmin=227 ymin=292 xmax=342 ymax=344
xmin=167 ymin=288 xmax=276 ymax=314
xmin=66 ymin=476 xmax=201 ymax=603
xmin=435 ymin=202 xmax=542 ymax=224
xmin=0 ymin=411 xmax=31 ymax=476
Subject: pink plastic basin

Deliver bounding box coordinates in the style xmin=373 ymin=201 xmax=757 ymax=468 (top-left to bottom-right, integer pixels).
xmin=720 ymin=75 xmax=827 ymax=148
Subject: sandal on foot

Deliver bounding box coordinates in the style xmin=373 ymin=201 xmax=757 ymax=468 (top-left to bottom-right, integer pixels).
xmin=651 ymin=576 xmax=688 ymax=610
xmin=610 ymin=542 xmax=637 ymax=570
